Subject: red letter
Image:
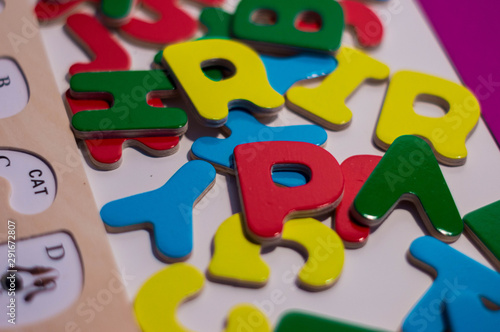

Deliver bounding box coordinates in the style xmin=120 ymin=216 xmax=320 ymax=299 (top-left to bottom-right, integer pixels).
xmin=334 ymin=155 xmax=381 ymax=248
xmin=235 ymin=141 xmax=343 ymax=242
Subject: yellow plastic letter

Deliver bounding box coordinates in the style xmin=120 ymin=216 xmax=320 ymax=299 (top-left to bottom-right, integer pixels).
xmin=208 ymin=214 xmax=344 ymax=291
xmin=375 ymin=71 xmax=481 ymax=166
xmin=163 ymin=39 xmax=284 ymax=127
xmin=282 ymin=218 xmax=344 ymax=291
xmin=134 ymin=263 xmax=203 ymax=332
xmin=208 ymin=213 xmax=270 ymax=287
xmin=224 ymin=305 xmax=271 ymax=332
xmin=286 ymin=47 xmax=390 ymax=130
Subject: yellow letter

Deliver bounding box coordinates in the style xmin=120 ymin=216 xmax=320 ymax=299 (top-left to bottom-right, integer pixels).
xmin=224 ymin=305 xmax=271 ymax=332
xmin=208 ymin=213 xmax=270 ymax=287
xmin=286 ymin=47 xmax=389 ymax=130
xmin=163 ymin=39 xmax=284 ymax=127
xmin=134 ymin=263 xmax=203 ymax=332
xmin=375 ymin=71 xmax=481 ymax=166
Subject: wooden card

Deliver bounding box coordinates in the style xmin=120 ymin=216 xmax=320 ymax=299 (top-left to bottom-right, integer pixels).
xmin=0 ymin=0 xmax=138 ymax=330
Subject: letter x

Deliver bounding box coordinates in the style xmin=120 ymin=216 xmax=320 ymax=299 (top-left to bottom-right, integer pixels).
xmin=352 ymin=135 xmax=462 ymax=242
xmin=100 ymin=161 xmax=216 ymax=262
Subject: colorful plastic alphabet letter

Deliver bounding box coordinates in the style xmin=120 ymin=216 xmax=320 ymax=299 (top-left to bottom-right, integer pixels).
xmin=463 ymin=200 xmax=500 ymax=270
xmin=135 ymin=263 xmax=204 ymax=332
xmin=209 ymin=213 xmax=344 ymax=290
xmin=232 ymin=0 xmax=344 ymax=52
xmin=208 ymin=213 xmax=270 ymax=288
xmin=340 ymin=0 xmax=384 ymax=48
xmin=234 ymin=141 xmax=344 ymax=241
xmin=120 ymin=0 xmax=197 ymax=46
xmin=65 ymin=13 xmax=131 ymax=76
xmin=199 ymin=7 xmax=232 ymax=38
xmin=403 ymin=236 xmax=500 ymax=332
xmin=70 ymin=70 xmax=188 ymax=139
xmin=287 ymin=47 xmax=390 ymax=130
xmin=375 ymin=71 xmax=481 ymax=166
xmin=446 ymin=291 xmax=500 ymax=332
xmin=65 ymin=91 xmax=179 ymax=170
xmin=281 ymin=217 xmax=344 ymax=290
xmin=163 ymin=38 xmax=284 ymax=127
xmin=224 ymin=305 xmax=271 ymax=332
xmin=135 ymin=263 xmax=270 ymax=332
xmin=190 ymin=109 xmax=327 ymax=183
xmin=275 ymin=311 xmax=383 ymax=332
xmin=334 ymin=155 xmax=381 ymax=248
xmin=100 ymin=161 xmax=216 ymax=262
xmin=352 ymin=135 xmax=463 ymax=242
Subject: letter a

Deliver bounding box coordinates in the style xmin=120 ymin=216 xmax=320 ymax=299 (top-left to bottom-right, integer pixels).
xmin=352 ymin=135 xmax=463 ymax=242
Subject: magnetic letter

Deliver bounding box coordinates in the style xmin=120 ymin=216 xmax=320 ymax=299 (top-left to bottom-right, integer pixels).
xmin=287 ymin=47 xmax=389 ymax=130
xmin=233 ymin=0 xmax=344 ymax=52
xmin=375 ymin=71 xmax=480 ymax=166
xmin=100 ymin=161 xmax=216 ymax=261
xmin=334 ymin=155 xmax=381 ymax=248
xmin=70 ymin=70 xmax=187 ymax=139
xmin=234 ymin=141 xmax=343 ymax=241
xmin=463 ymin=200 xmax=500 ymax=270
xmin=403 ymin=236 xmax=500 ymax=332
xmin=352 ymin=135 xmax=463 ymax=242
xmin=120 ymin=0 xmax=197 ymax=45
xmin=65 ymin=13 xmax=131 ymax=76
xmin=163 ymin=39 xmax=284 ymax=127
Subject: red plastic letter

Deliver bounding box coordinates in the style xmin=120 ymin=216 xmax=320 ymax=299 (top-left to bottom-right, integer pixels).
xmin=235 ymin=141 xmax=344 ymax=242
xmin=66 ymin=13 xmax=131 ymax=76
xmin=340 ymin=0 xmax=383 ymax=48
xmin=120 ymin=0 xmax=197 ymax=45
xmin=334 ymin=155 xmax=381 ymax=248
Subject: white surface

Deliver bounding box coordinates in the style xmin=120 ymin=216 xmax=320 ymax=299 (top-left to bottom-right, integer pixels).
xmin=0 ymin=58 xmax=29 ymax=119
xmin=0 ymin=149 xmax=56 ymax=215
xmin=35 ymin=0 xmax=500 ymax=330
xmin=0 ymin=232 xmax=83 ymax=327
